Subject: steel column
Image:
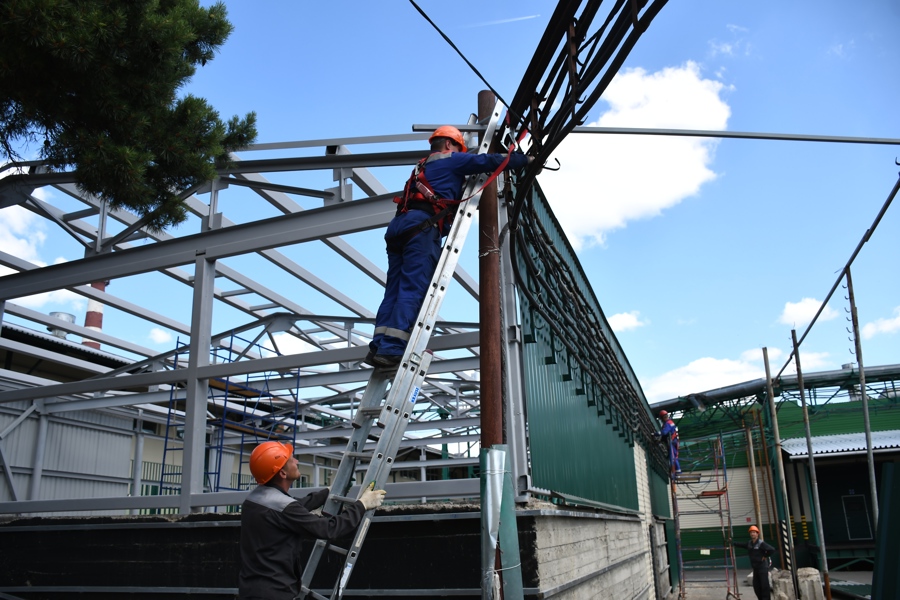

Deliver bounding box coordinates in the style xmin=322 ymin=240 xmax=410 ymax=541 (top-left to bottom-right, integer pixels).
xmin=763 ymin=347 xmax=799 ymax=597
xmin=791 ymin=330 xmax=832 ymax=599
xmin=180 ymin=252 xmax=216 ymax=513
xmin=845 ymin=268 xmax=879 ymax=528
xmin=28 ymin=405 xmax=48 ymax=501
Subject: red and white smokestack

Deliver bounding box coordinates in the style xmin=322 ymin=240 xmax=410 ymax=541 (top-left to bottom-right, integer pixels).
xmin=82 ymin=280 xmax=109 ymax=349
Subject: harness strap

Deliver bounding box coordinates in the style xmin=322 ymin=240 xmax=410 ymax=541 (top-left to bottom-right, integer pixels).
xmin=385 ymin=204 xmax=455 ymax=253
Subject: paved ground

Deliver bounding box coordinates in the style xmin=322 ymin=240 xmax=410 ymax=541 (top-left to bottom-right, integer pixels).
xmin=671 ymin=569 xmax=872 ymax=599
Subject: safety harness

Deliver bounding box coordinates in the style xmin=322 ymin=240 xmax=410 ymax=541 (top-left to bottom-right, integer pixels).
xmin=388 ymin=152 xmax=461 ymax=252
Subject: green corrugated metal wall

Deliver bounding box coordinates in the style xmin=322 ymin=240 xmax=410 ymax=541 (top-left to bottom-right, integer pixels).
xmin=514 ymin=182 xmax=668 ymax=512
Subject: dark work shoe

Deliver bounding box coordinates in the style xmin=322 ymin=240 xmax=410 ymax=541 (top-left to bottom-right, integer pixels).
xmin=372 ymin=354 xmax=402 ymax=368
xmin=362 ymin=351 xmax=376 ymax=367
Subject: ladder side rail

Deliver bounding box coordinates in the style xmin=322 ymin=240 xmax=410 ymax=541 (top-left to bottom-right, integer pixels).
xmin=329 ymin=353 xmax=435 ymax=600
xmin=320 ymin=372 xmax=392 ymax=515
xmin=358 ymin=352 xmax=434 ymax=491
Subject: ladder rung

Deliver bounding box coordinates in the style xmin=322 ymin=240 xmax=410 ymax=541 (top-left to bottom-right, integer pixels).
xmin=329 ymin=494 xmax=360 ymax=505
xmin=325 ymin=543 xmax=348 ymax=556
xmin=358 ymin=407 xmax=382 ymax=416
xmin=346 ymin=451 xmax=372 ymax=459
xmin=300 ymin=586 xmax=330 ymax=600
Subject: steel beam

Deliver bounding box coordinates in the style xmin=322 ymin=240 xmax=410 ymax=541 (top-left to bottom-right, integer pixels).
xmin=0 ymin=197 xmax=396 ymax=302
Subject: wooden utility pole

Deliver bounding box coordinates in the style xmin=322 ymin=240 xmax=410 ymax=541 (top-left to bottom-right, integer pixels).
xmin=478 ymin=90 xmax=503 ymax=449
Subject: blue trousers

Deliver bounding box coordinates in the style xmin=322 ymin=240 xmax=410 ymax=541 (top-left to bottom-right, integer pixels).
xmin=669 ymin=439 xmax=681 ymax=472
xmin=370 ymin=210 xmax=442 ymax=357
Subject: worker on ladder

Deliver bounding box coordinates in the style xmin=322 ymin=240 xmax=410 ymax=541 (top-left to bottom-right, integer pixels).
xmin=365 ymin=125 xmax=532 ymax=368
xmin=656 ymin=409 xmax=681 ymax=475
xmin=238 ymin=441 xmax=386 ymax=600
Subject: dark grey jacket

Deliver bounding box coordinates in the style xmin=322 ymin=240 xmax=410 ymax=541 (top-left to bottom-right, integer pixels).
xmin=239 ymin=485 xmax=365 ymax=600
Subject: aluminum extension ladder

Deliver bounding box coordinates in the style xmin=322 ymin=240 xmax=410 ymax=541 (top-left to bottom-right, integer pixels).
xmin=297 ymin=103 xmax=506 ymax=600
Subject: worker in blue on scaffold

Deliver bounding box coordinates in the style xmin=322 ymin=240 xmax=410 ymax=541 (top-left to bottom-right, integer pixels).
xmin=655 ymin=409 xmax=681 ymax=475
xmin=364 ymin=125 xmax=532 ymax=368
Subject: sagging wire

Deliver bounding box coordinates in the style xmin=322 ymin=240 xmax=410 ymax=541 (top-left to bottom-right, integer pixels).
xmin=407 ymin=0 xmax=517 ymax=123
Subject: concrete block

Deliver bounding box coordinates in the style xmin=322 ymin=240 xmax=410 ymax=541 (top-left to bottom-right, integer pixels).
xmin=771 ymin=568 xmax=797 ymax=600
xmin=797 ymin=568 xmax=824 ymax=600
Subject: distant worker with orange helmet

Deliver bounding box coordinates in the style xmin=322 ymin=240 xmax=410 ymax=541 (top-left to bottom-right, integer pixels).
xmin=733 ymin=525 xmax=775 ymax=600
xmin=655 ymin=409 xmax=681 ymax=475
xmin=238 ymin=441 xmax=386 ymax=600
xmin=365 ymin=125 xmax=532 ymax=368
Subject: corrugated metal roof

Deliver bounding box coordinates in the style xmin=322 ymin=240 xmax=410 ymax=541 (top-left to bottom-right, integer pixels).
xmin=782 ymin=429 xmax=900 ymax=458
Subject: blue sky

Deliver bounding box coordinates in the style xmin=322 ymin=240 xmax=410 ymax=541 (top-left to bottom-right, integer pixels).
xmin=2 ymin=1 xmax=898 ymax=403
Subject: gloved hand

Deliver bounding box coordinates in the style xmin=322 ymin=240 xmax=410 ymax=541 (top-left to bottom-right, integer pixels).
xmin=359 ymin=487 xmax=386 ymax=511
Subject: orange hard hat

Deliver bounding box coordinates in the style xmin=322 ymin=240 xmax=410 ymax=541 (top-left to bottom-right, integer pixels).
xmin=659 ymin=410 xmax=668 ymax=418
xmin=249 ymin=441 xmax=293 ymax=485
xmin=429 ymin=125 xmax=467 ymax=151
xmin=748 ymin=525 xmax=760 ymax=534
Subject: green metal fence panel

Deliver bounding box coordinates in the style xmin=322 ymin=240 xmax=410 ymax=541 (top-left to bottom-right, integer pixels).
xmin=514 ymin=182 xmax=667 ymax=510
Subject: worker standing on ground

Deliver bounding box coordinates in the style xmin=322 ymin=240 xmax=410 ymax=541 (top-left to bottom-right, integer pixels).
xmin=238 ymin=441 xmax=386 ymax=600
xmin=365 ymin=125 xmax=532 ymax=368
xmin=733 ymin=525 xmax=775 ymax=600
xmin=656 ymin=410 xmax=681 ymax=474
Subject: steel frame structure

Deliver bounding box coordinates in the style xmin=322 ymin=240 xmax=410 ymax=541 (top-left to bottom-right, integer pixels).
xmin=0 ymin=130 xmax=530 ymax=514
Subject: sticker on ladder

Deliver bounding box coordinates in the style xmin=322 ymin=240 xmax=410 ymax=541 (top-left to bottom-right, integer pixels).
xmin=338 ymin=561 xmax=354 ymax=596
xmin=408 ymin=386 xmax=420 ymax=404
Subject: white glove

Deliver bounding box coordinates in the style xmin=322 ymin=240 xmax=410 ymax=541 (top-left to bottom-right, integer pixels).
xmin=359 ymin=488 xmax=386 ymax=511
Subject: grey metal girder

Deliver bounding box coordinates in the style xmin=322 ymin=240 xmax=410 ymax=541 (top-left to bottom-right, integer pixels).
xmin=0 ymin=197 xmax=396 ymax=302
xmin=0 ymin=331 xmax=481 ymax=404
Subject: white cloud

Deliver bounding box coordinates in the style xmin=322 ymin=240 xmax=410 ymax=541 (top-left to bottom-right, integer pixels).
xmin=0 ymin=207 xmax=85 ymax=311
xmin=828 ymin=41 xmax=855 ymax=58
xmin=0 ymin=204 xmax=46 ymax=263
xmin=779 ymin=351 xmax=831 ymax=375
xmin=270 ymin=331 xmax=317 ymax=355
xmin=779 ymin=297 xmax=838 ymax=328
xmin=607 ymin=310 xmax=648 ymax=332
xmin=739 ymin=346 xmax=784 ymax=364
xmin=861 ymin=306 xmax=900 ymax=339
xmin=644 ymin=346 xmax=833 ymax=403
xmin=538 ymin=61 xmax=731 ymax=250
xmin=149 ymin=328 xmax=173 ymax=344
xmin=644 ymin=356 xmax=762 ymax=403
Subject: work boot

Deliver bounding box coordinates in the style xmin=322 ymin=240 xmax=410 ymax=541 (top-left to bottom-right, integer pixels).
xmin=372 ymin=354 xmax=402 ymax=368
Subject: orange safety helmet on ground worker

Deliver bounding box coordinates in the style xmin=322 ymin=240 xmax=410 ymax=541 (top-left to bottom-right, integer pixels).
xmin=429 ymin=125 xmax=467 ymax=151
xmin=748 ymin=525 xmax=760 ymax=534
xmin=249 ymin=441 xmax=293 ymax=485
xmin=659 ymin=410 xmax=668 ymax=419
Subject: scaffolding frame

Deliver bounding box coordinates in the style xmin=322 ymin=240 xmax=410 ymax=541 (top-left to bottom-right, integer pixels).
xmin=671 ymin=433 xmax=742 ymax=600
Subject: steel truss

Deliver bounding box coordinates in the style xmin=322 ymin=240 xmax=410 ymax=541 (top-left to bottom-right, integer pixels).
xmin=0 ymin=131 xmax=514 ymax=514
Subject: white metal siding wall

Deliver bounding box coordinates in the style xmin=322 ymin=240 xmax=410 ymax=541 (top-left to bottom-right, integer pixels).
xmin=633 ymin=442 xmax=656 ymax=598
xmin=0 ymin=403 xmax=133 ymax=509
xmin=677 ymin=466 xmax=776 ymax=530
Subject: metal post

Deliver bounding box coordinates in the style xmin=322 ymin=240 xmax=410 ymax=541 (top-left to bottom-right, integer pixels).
xmin=845 ymin=268 xmax=878 ymax=528
xmin=763 ymin=347 xmax=799 ymax=597
xmin=131 ymin=409 xmax=145 ymax=515
xmin=478 ymin=90 xmax=503 ymax=449
xmin=744 ymin=420 xmax=763 ymax=536
xmin=791 ymin=330 xmax=832 ymax=599
xmin=28 ymin=404 xmax=48 ymax=501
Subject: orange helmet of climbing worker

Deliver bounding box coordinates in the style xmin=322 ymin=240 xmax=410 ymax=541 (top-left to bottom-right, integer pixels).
xmin=249 ymin=441 xmax=294 ymax=485
xmin=659 ymin=410 xmax=668 ymax=419
xmin=748 ymin=525 xmax=760 ymax=534
xmin=429 ymin=125 xmax=468 ymax=152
